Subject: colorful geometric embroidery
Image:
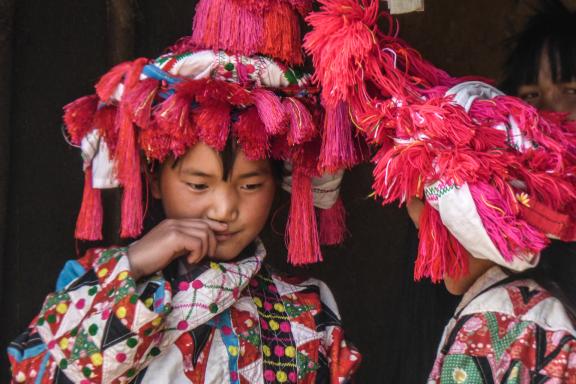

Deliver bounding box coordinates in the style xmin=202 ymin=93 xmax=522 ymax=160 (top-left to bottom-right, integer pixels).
xmin=249 ymin=269 xmax=299 ymax=383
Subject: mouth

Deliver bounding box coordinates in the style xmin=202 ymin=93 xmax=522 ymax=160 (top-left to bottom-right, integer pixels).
xmin=215 ymin=231 xmax=240 ymax=242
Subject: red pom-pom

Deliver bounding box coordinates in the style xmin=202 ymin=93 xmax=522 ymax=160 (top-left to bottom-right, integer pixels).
xmin=233 ymin=107 xmax=269 ymax=160
xmin=95 ymin=62 xmax=132 ymax=102
xmin=123 ymin=78 xmax=159 ymax=129
xmin=252 ymin=89 xmax=287 ymax=135
xmin=195 ymin=101 xmax=231 ymax=151
xmin=283 ymin=97 xmax=317 ymax=145
xmin=63 ymin=95 xmax=99 ymax=145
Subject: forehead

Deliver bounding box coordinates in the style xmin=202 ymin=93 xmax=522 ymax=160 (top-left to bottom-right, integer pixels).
xmin=172 ymin=143 xmax=271 ymax=178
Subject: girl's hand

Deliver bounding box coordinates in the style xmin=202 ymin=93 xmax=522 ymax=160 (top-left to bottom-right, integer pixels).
xmin=127 ymin=219 xmax=228 ymax=280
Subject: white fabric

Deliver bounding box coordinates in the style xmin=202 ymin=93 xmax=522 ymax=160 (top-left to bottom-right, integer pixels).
xmin=457 ymin=267 xmax=576 ymax=336
xmin=387 ymin=0 xmax=424 ymax=14
xmin=281 ymin=163 xmax=344 ymax=209
xmin=424 ymin=180 xmax=539 ymax=271
xmin=80 ymin=129 xmax=119 ymax=189
xmin=446 ymin=81 xmax=534 ymax=152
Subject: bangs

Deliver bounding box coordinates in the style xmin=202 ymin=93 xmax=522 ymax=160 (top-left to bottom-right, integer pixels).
xmin=501 ymin=0 xmax=576 ymax=94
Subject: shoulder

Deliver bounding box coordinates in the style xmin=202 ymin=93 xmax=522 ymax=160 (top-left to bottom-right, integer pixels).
xmin=460 ymin=278 xmax=576 ymax=337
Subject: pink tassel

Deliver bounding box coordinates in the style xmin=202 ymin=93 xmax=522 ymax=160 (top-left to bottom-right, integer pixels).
xmin=252 ymin=89 xmax=287 ymax=135
xmin=318 ymin=198 xmax=347 ymax=245
xmin=195 ymin=101 xmax=231 ymax=151
xmin=95 ymin=62 xmax=132 ymax=102
xmin=319 ymin=101 xmax=358 ymax=173
xmin=153 ymin=93 xmax=198 ymax=156
xmin=262 ymin=2 xmax=303 ymax=65
xmin=115 ymin=107 xmax=143 ymax=238
xmin=469 ymin=182 xmax=548 ymax=262
xmin=304 ymin=0 xmax=379 ymax=106
xmin=415 ymin=202 xmax=468 ymax=282
xmin=286 ymin=170 xmax=322 ymax=265
xmin=191 ymin=0 xmax=263 ymax=58
xmin=123 ymin=78 xmax=159 ymax=129
xmin=63 ymin=95 xmax=99 ymax=145
xmin=233 ymin=107 xmax=269 ymax=160
xmin=75 ymin=167 xmax=103 ymax=241
xmin=283 ymin=97 xmax=317 ymax=145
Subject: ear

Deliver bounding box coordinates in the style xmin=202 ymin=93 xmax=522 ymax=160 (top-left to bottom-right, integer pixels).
xmin=150 ymin=169 xmax=162 ymax=199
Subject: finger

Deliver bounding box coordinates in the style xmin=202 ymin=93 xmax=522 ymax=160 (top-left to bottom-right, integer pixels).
xmin=179 ymin=228 xmax=210 ymax=263
xmin=173 ymin=220 xmax=218 ymax=257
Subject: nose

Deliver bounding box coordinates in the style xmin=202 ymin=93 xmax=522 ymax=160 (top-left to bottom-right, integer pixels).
xmin=538 ymin=88 xmax=561 ymax=112
xmin=206 ymin=187 xmax=239 ymax=224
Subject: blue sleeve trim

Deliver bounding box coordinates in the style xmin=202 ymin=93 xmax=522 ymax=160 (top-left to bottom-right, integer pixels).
xmin=56 ymin=260 xmax=87 ymax=291
xmin=7 ymin=343 xmax=46 ymax=363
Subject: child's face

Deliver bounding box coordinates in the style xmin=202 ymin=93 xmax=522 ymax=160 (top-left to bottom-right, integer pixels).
xmin=152 ymin=143 xmax=276 ymax=261
xmin=517 ymin=50 xmax=576 ymax=119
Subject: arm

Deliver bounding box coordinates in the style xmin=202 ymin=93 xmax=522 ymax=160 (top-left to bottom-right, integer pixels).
xmin=8 ymin=246 xmax=263 ymax=383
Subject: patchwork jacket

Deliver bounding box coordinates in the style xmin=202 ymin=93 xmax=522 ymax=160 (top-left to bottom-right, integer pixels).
xmin=8 ymin=242 xmax=360 ymax=383
xmin=428 ymin=266 xmax=576 ymax=383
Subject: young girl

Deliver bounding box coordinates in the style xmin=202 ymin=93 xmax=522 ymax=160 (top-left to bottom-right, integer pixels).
xmin=305 ymin=1 xmax=576 ymax=382
xmin=7 ymin=1 xmax=363 ymax=382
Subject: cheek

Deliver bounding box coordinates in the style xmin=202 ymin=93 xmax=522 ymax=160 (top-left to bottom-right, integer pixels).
xmin=239 ymin=185 xmax=276 ymax=229
xmin=160 ymin=183 xmax=207 ymax=219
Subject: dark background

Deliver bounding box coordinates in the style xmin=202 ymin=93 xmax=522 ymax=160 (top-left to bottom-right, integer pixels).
xmin=0 ymin=1 xmax=560 ymax=382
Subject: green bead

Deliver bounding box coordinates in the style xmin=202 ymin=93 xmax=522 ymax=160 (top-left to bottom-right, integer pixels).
xmin=88 ymin=286 xmax=98 ymax=296
xmin=126 ymin=368 xmax=136 ymax=377
xmin=209 ymin=303 xmax=219 ymax=313
xmin=130 ymin=295 xmax=138 ymax=304
xmin=70 ymin=327 xmax=78 ymax=337
xmin=82 ymin=367 xmax=92 ymax=378
xmin=127 ymin=338 xmax=138 ymax=348
xmin=224 ymin=63 xmax=235 ymax=71
xmin=88 ymin=324 xmax=98 ymax=336
xmin=59 ymin=359 xmax=68 ymax=370
xmin=47 ymin=314 xmax=57 ymax=324
xmin=149 ymin=347 xmax=161 ymax=357
xmin=37 ymin=317 xmax=45 ymax=326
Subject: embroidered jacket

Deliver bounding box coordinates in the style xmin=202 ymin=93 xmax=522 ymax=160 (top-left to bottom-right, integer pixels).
xmin=428 ymin=266 xmax=576 ymax=383
xmin=8 ymin=242 xmax=360 ymax=383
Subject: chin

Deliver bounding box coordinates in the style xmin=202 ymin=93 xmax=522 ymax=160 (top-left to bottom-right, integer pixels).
xmin=443 ymin=277 xmax=470 ymax=296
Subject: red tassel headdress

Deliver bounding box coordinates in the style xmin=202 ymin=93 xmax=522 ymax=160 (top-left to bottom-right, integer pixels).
xmin=63 ymin=0 xmax=361 ymax=265
xmin=305 ymin=0 xmax=576 ymax=279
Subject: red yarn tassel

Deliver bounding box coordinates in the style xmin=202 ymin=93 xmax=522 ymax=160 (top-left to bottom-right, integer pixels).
xmin=123 ymin=78 xmax=159 ymax=129
xmin=415 ymin=202 xmax=468 ymax=282
xmin=262 ymin=2 xmax=303 ymax=65
xmin=252 ymin=89 xmax=287 ymax=135
xmin=233 ymin=107 xmax=269 ymax=160
xmin=95 ymin=62 xmax=132 ymax=102
xmin=94 ymin=105 xmax=119 ymax=153
xmin=115 ymin=107 xmax=143 ymax=238
xmin=196 ymin=101 xmax=231 ymax=151
xmin=63 ymin=95 xmax=99 ymax=145
xmin=319 ymin=198 xmax=347 ymax=245
xmin=319 ymin=101 xmax=358 ymax=173
xmin=284 ymin=97 xmax=317 ymax=145
xmin=75 ymin=167 xmax=103 ymax=241
xmin=287 ymin=170 xmax=322 ymax=265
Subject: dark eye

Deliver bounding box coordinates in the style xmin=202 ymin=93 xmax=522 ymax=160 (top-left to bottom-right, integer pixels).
xmin=519 ymin=91 xmax=540 ymax=101
xmin=186 ymin=183 xmax=208 ymax=191
xmin=241 ymin=183 xmax=263 ymax=191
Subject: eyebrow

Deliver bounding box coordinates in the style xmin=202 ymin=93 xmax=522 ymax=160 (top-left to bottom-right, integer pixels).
xmin=236 ymin=169 xmax=270 ymax=179
xmin=180 ymin=168 xmax=215 ymax=178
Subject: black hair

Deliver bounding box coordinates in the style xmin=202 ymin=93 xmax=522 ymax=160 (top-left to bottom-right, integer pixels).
xmin=501 ymin=0 xmax=576 ymax=94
